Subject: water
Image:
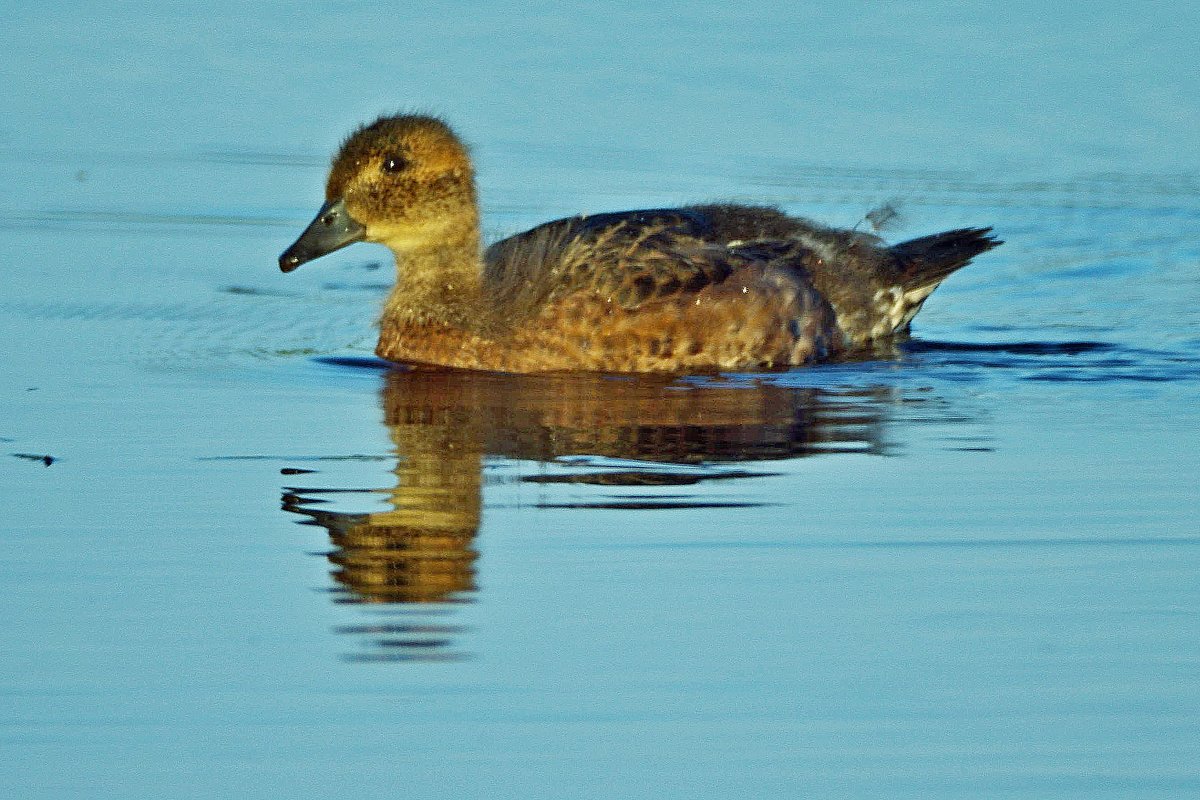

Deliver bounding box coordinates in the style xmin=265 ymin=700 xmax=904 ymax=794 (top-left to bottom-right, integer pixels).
xmin=2 ymin=3 xmax=1199 ymax=797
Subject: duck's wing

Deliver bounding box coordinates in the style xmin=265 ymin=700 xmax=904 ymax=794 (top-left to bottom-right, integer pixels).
xmin=485 ymin=208 xmax=744 ymax=318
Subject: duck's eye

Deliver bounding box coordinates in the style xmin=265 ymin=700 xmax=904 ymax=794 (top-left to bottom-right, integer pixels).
xmin=381 ymin=155 xmax=408 ymax=173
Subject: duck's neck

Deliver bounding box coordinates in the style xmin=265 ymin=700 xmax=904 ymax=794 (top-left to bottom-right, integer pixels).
xmin=382 ymin=214 xmax=486 ymax=331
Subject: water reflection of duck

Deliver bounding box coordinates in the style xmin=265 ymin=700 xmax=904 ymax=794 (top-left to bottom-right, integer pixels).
xmin=283 ymin=370 xmax=895 ymax=660
xmin=280 ymin=115 xmax=1001 ymax=373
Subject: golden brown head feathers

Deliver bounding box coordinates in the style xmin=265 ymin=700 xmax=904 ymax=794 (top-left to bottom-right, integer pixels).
xmin=327 ymin=115 xmax=478 ymax=252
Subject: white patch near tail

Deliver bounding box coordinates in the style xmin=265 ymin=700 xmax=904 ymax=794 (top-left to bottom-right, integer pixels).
xmin=900 ymin=284 xmax=939 ymax=326
xmin=872 ymin=284 xmax=940 ymax=336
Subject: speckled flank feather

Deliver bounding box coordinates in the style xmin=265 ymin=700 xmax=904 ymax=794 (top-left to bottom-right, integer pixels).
xmin=380 ymin=263 xmax=839 ymax=372
xmin=280 ymin=115 xmax=1002 ymax=373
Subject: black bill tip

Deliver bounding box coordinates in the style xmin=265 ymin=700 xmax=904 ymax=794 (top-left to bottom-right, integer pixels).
xmin=279 ymin=197 xmax=366 ymax=272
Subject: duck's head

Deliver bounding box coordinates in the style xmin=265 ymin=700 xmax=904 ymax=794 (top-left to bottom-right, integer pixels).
xmin=280 ymin=115 xmax=477 ymax=272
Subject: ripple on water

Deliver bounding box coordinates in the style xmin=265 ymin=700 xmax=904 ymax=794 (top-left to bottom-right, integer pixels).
xmin=902 ymin=339 xmax=1200 ymax=385
xmin=260 ymin=330 xmax=1200 ymax=662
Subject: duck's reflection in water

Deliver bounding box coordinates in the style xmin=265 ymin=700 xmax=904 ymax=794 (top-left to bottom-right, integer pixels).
xmin=283 ymin=368 xmax=895 ymax=662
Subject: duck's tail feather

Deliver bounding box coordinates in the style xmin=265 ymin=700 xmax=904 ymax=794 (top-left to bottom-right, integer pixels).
xmin=864 ymin=227 xmax=1002 ymax=338
xmin=891 ymin=227 xmax=1002 ymax=292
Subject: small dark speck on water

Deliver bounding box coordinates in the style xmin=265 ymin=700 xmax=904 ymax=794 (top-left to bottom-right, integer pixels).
xmin=12 ymin=453 xmax=55 ymax=466
xmin=321 ymin=282 xmax=393 ymax=292
xmin=219 ymin=285 xmax=300 ymax=298
xmin=281 ymin=467 xmax=317 ymax=475
xmin=377 ymin=638 xmax=454 ymax=649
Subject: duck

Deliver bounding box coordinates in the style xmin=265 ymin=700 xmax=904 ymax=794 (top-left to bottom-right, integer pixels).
xmin=280 ymin=114 xmax=1001 ymax=373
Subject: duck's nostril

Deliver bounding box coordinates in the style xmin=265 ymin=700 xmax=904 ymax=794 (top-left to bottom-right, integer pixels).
xmin=280 ymin=198 xmax=364 ymax=272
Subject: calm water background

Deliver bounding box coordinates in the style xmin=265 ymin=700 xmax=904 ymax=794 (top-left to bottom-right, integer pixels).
xmin=2 ymin=2 xmax=1199 ymax=797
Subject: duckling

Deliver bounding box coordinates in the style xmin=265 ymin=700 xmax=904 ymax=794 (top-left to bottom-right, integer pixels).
xmin=280 ymin=115 xmax=1001 ymax=373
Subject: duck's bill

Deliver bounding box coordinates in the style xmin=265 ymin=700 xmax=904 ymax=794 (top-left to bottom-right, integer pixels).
xmin=279 ymin=198 xmax=367 ymax=272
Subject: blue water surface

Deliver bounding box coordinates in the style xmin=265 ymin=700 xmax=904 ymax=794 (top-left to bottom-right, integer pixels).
xmin=2 ymin=3 xmax=1198 ymax=798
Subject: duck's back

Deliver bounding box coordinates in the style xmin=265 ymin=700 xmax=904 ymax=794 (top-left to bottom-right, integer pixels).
xmin=484 ymin=204 xmax=882 ymax=318
xmin=467 ymin=205 xmax=869 ymax=371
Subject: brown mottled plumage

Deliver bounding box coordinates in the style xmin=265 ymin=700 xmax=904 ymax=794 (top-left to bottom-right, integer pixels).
xmin=280 ymin=114 xmax=1001 ymax=373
